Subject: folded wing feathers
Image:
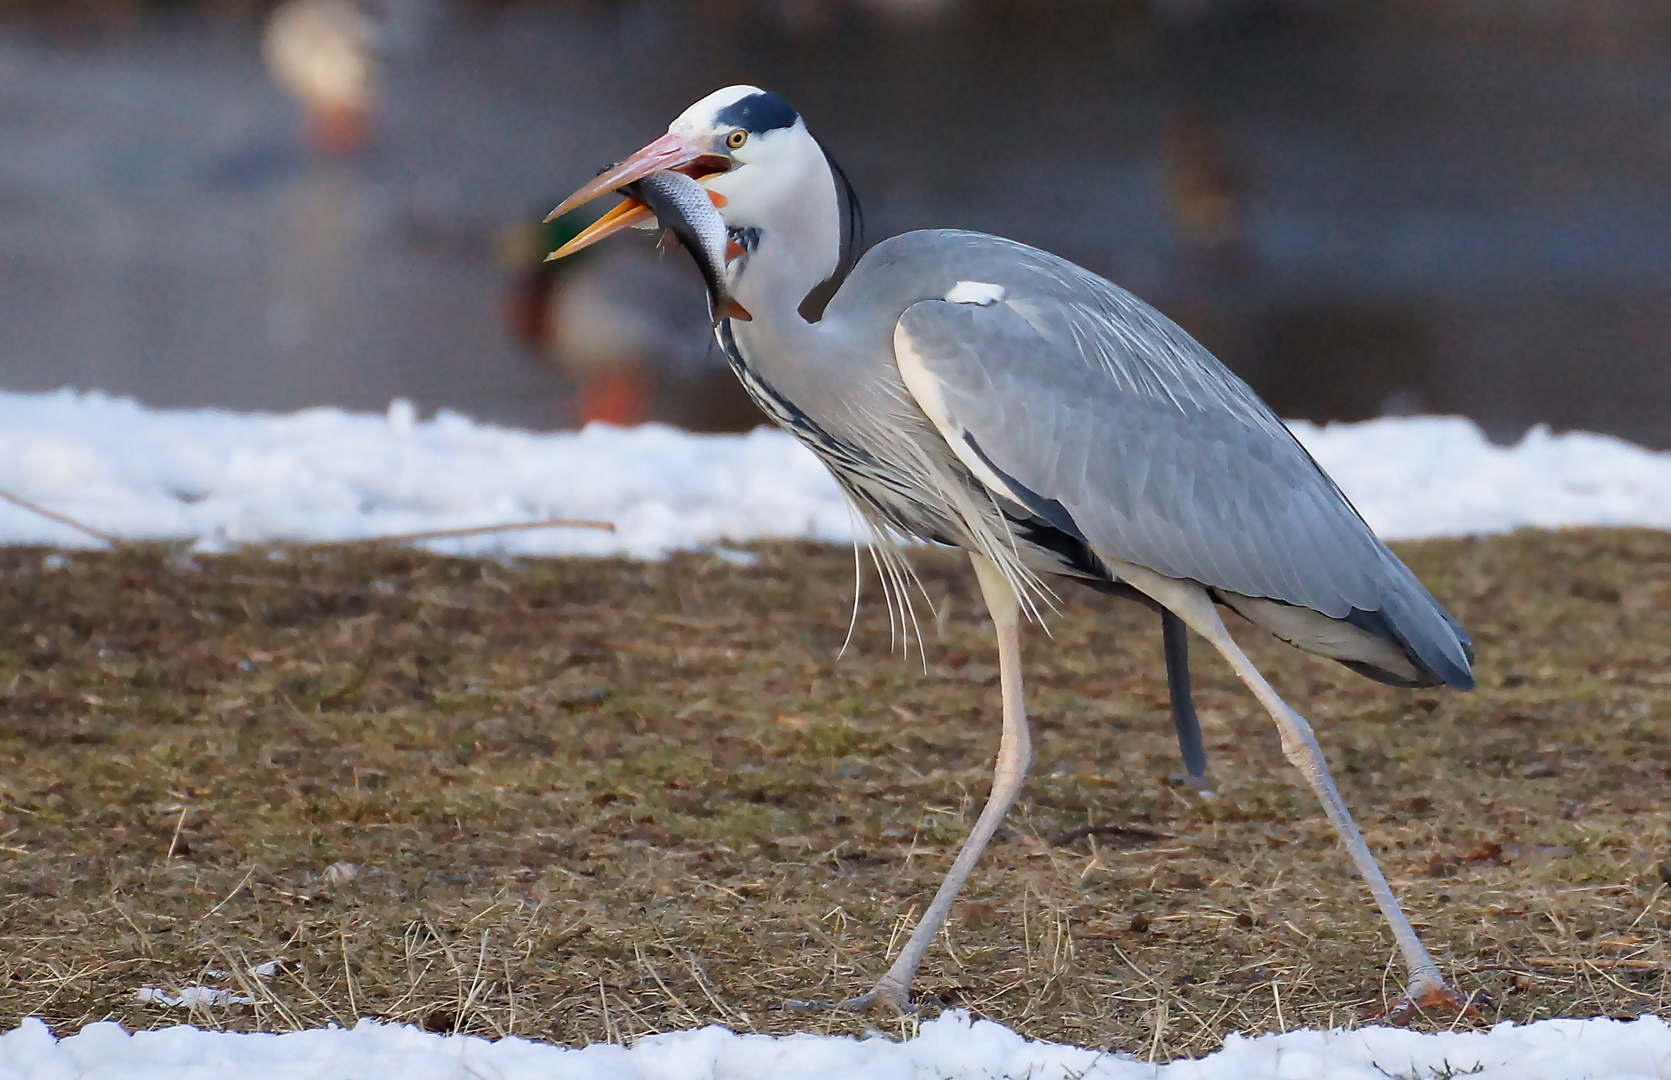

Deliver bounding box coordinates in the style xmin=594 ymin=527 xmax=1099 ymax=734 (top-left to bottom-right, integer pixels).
xmin=891 ymin=237 xmax=1472 ymax=687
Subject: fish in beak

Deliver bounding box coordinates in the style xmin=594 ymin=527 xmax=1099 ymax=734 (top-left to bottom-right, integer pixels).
xmin=544 ymin=133 xmax=748 ymax=324
xmin=545 ymin=132 xmax=720 ymax=222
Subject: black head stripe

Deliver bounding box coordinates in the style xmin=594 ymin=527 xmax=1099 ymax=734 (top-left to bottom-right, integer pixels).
xmin=714 ymin=91 xmax=799 ymax=134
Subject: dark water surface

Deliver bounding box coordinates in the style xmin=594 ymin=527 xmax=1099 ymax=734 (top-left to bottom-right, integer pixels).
xmin=2 ymin=3 xmax=1669 ymax=445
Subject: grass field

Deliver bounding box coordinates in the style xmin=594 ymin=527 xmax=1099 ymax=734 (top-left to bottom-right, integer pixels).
xmin=0 ymin=529 xmax=1667 ymax=1055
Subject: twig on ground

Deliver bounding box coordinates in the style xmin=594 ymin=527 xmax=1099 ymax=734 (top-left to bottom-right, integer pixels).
xmin=290 ymin=518 xmax=615 ymax=551
xmin=340 ymin=927 xmax=359 ymax=1020
xmin=219 ymin=945 xmax=305 ymax=1031
xmin=460 ymin=929 xmax=502 ymax=1038
xmin=194 ymin=866 xmax=259 ymax=928
xmin=166 ymin=804 xmax=190 ymax=861
xmin=0 ymin=487 xmax=121 ymax=546
xmin=107 ymin=895 xmax=156 ymax=957
xmin=548 ymin=924 xmax=592 ymax=951
xmin=636 ymin=943 xmax=702 ymax=1027
xmin=1520 ymin=957 xmax=1665 ymax=971
xmin=598 ymin=977 xmax=619 ymax=1045
xmin=1050 ymin=823 xmax=1169 ymax=848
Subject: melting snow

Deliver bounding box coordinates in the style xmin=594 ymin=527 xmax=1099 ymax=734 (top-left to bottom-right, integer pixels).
xmin=1 ymin=1010 xmax=1668 ymax=1080
xmin=0 ymin=390 xmax=1667 ymax=556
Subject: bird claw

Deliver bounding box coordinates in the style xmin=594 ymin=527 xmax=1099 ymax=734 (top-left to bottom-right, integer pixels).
xmin=1379 ymin=978 xmax=1488 ymax=1026
xmin=780 ymin=997 xmax=830 ymax=1012
xmin=781 ymin=982 xmax=913 ymax=1015
xmin=836 ymin=988 xmax=915 ymax=1015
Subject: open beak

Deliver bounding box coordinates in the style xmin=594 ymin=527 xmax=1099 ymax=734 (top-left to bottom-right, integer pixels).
xmin=544 ymin=197 xmax=654 ymax=261
xmin=547 ymin=133 xmax=703 ymax=221
xmin=543 ymin=131 xmax=732 ymax=262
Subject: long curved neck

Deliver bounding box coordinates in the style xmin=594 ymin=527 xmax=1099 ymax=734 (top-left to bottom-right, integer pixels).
xmin=722 ymin=136 xmax=844 ymax=357
xmin=730 ymin=229 xmax=833 ymax=350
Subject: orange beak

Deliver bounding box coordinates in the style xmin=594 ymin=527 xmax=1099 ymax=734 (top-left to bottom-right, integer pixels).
xmin=545 ymin=197 xmax=654 ymax=262
xmin=543 ymin=131 xmax=734 ymax=263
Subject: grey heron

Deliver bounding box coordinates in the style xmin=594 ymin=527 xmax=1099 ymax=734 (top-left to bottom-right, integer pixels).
xmin=546 ymin=86 xmax=1477 ymax=1022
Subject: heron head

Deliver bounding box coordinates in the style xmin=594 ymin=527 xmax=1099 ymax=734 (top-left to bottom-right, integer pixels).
xmin=664 ymin=87 xmax=827 ymax=229
xmin=546 ymin=86 xmax=814 ymax=226
xmin=545 ymin=87 xmax=858 ymax=314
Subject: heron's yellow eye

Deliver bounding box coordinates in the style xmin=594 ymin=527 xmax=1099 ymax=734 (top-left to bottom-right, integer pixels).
xmin=726 ymin=130 xmax=748 ymax=150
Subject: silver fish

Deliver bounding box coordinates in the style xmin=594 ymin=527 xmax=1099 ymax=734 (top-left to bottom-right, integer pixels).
xmin=624 ymin=171 xmax=750 ymax=324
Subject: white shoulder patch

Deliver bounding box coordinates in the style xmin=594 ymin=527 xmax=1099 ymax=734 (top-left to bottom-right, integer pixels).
xmin=944 ymin=280 xmax=1005 ymax=305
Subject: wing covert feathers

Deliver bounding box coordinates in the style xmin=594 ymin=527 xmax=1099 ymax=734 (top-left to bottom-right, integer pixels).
xmin=887 ymin=233 xmax=1473 ymax=689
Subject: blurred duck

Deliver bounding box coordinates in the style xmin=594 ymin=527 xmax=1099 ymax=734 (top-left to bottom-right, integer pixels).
xmin=501 ymin=215 xmax=761 ymax=431
xmin=262 ymin=0 xmax=382 ymax=155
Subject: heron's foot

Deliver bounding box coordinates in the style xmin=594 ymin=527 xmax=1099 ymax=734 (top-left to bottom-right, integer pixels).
xmin=780 ymin=997 xmax=830 ymax=1012
xmin=1379 ymin=976 xmax=1487 ymax=1027
xmin=1182 ymin=774 xmax=1216 ymax=798
xmin=835 ymin=983 xmax=914 ymax=1015
xmin=782 ymin=979 xmax=913 ymax=1015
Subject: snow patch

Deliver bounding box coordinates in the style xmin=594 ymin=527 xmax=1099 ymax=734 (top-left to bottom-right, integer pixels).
xmin=0 ymin=391 xmax=1667 ymax=558
xmin=1 ymin=1011 xmax=1668 ymax=1079
xmin=0 ymin=390 xmax=853 ymax=558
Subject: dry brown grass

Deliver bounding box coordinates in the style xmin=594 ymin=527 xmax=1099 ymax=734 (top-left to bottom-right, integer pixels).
xmin=0 ymin=529 xmax=1667 ymax=1053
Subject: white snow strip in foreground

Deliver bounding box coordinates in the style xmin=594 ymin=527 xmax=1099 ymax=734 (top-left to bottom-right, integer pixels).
xmin=0 ymin=389 xmax=1668 ymax=558
xmin=2 ymin=1010 xmax=1669 ymax=1080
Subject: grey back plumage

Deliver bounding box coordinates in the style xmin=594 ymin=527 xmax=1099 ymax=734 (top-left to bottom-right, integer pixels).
xmin=812 ymin=230 xmax=1473 ymax=689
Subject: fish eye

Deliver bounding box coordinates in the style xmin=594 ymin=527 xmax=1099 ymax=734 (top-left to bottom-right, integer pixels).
xmin=726 ymin=130 xmax=748 ymax=150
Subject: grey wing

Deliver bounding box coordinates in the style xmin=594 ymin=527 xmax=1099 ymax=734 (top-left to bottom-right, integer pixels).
xmin=894 ymin=284 xmax=1474 ymax=689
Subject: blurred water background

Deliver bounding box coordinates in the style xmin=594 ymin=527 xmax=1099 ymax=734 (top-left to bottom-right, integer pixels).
xmin=1 ymin=0 xmax=1668 ymax=444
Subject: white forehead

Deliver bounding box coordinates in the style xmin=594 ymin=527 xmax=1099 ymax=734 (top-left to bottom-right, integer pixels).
xmin=670 ymin=84 xmax=764 ymax=135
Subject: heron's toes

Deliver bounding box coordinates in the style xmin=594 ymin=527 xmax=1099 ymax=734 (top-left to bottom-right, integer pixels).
xmin=835 ymin=985 xmax=914 ymax=1015
xmin=785 ymin=983 xmax=915 ymax=1023
xmin=780 ymin=996 xmax=833 ymax=1012
xmin=782 ymin=980 xmax=913 ymax=1015
xmin=1380 ymin=978 xmax=1488 ymax=1026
